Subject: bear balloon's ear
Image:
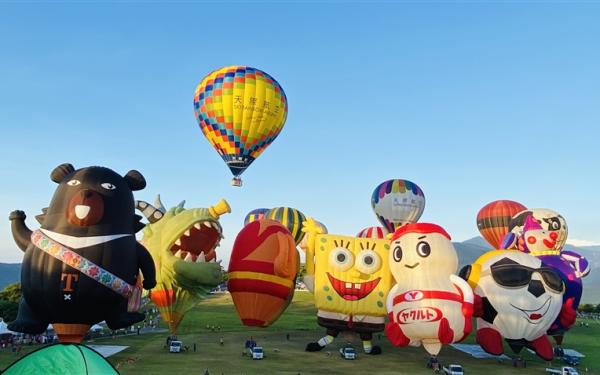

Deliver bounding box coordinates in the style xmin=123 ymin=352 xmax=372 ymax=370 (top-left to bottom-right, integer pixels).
xmin=50 ymin=163 xmax=75 ymax=183
xmin=124 ymin=170 xmax=146 ymax=191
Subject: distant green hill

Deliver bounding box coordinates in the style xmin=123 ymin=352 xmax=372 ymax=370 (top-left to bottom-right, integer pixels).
xmin=0 ymin=263 xmax=20 ymax=289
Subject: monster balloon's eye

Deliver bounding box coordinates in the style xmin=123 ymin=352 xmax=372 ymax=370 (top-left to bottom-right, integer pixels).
xmin=67 ymin=179 xmax=81 ymax=186
xmin=101 ymin=183 xmax=116 ymax=190
xmin=356 ymin=250 xmax=381 ymax=274
xmin=393 ymin=245 xmax=403 ymax=262
xmin=329 ymin=247 xmax=354 ymax=271
xmin=416 ymin=241 xmax=431 ymax=257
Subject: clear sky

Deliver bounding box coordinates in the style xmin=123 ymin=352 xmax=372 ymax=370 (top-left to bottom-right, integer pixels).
xmin=1 ymin=2 xmax=599 ymax=265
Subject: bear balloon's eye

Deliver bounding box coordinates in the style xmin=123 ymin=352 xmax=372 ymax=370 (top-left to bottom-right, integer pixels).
xmin=416 ymin=241 xmax=431 ymax=257
xmin=393 ymin=245 xmax=403 ymax=262
xmin=67 ymin=179 xmax=81 ymax=186
xmin=101 ymin=183 xmax=116 ymax=190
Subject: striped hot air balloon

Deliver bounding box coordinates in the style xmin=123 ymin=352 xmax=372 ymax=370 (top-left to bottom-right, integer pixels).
xmin=371 ymin=179 xmax=425 ymax=233
xmin=228 ymin=220 xmax=299 ymax=327
xmin=266 ymin=206 xmax=306 ymax=245
xmin=356 ymin=226 xmax=388 ymax=239
xmin=476 ymin=200 xmax=527 ymax=249
xmin=193 ymin=66 xmax=288 ymax=187
xmin=244 ymin=208 xmax=269 ymax=226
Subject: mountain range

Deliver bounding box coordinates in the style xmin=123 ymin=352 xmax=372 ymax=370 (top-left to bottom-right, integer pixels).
xmin=1 ymin=237 xmax=597 ymax=302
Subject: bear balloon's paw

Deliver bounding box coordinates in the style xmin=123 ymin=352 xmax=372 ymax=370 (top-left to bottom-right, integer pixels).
xmin=8 ymin=319 xmax=47 ymax=334
xmin=105 ymin=312 xmax=145 ymax=330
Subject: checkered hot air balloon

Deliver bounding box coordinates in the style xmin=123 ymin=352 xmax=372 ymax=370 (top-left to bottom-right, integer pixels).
xmin=193 ymin=66 xmax=288 ymax=187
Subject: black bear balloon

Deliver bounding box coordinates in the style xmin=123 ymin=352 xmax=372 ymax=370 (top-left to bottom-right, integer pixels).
xmin=8 ymin=163 xmax=156 ymax=342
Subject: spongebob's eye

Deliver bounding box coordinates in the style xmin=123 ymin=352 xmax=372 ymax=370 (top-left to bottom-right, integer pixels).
xmin=356 ymin=250 xmax=381 ymax=274
xmin=67 ymin=180 xmax=81 ymax=186
xmin=101 ymin=183 xmax=116 ymax=190
xmin=329 ymin=247 xmax=354 ymax=272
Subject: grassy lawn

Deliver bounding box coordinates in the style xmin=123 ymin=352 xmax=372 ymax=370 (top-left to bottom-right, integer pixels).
xmin=1 ymin=292 xmax=599 ymax=374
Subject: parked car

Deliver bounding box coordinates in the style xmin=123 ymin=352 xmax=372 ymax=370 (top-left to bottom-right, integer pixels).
xmin=249 ymin=346 xmax=264 ymax=360
xmin=169 ymin=340 xmax=183 ymax=353
xmin=545 ymin=367 xmax=579 ymax=375
xmin=339 ymin=346 xmax=357 ymax=360
xmin=443 ymin=364 xmax=464 ymax=375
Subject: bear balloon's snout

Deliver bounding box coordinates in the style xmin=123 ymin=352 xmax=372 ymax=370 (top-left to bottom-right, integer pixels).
xmin=67 ymin=189 xmax=104 ymax=226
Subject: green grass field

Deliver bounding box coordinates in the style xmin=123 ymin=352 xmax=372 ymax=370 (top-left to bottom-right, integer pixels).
xmin=1 ymin=292 xmax=599 ymax=374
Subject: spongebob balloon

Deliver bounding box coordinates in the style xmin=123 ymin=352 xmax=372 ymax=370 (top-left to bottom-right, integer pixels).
xmin=302 ymin=218 xmax=393 ymax=355
xmin=385 ymin=223 xmax=474 ymax=357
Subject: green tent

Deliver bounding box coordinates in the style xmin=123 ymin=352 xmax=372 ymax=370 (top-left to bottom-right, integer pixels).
xmin=2 ymin=343 xmax=119 ymax=374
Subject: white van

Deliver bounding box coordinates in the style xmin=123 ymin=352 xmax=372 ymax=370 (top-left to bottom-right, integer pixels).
xmin=169 ymin=340 xmax=183 ymax=353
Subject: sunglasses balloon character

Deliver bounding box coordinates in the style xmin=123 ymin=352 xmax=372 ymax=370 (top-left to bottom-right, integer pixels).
xmin=385 ymin=223 xmax=474 ymax=357
xmin=460 ymin=250 xmax=570 ymax=361
xmin=502 ymin=214 xmax=584 ymax=345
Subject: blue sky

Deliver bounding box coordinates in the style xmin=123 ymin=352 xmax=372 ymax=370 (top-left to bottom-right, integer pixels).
xmin=1 ymin=2 xmax=599 ymax=264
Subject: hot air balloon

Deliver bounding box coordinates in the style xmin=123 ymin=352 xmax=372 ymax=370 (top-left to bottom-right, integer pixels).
xmin=386 ymin=223 xmax=474 ymax=357
xmin=244 ymin=208 xmax=269 ymax=226
xmin=193 ymin=66 xmax=288 ymax=187
xmin=371 ymin=179 xmax=425 ymax=233
xmin=302 ymin=218 xmax=393 ymax=355
xmin=461 ymin=250 xmax=570 ymax=361
xmin=228 ymin=220 xmax=299 ymax=327
xmin=266 ymin=206 xmax=306 ymax=245
xmin=357 ymin=226 xmax=388 ymax=239
xmin=8 ymin=164 xmax=156 ymax=343
xmin=138 ymin=197 xmax=229 ymax=333
xmin=476 ymin=200 xmax=527 ymax=249
xmin=504 ymin=213 xmax=584 ymax=346
xmin=508 ymin=208 xmax=568 ymax=252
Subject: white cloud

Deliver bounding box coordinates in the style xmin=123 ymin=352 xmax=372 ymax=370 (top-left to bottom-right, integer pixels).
xmin=566 ymin=239 xmax=600 ymax=247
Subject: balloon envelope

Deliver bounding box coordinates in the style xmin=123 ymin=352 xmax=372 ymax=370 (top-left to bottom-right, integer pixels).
xmin=266 ymin=206 xmax=306 ymax=245
xmin=244 ymin=208 xmax=269 ymax=226
xmin=228 ymin=220 xmax=299 ymax=327
xmin=356 ymin=226 xmax=388 ymax=239
xmin=193 ymin=66 xmax=288 ymax=182
xmin=371 ymin=179 xmax=425 ymax=233
xmin=476 ymin=200 xmax=527 ymax=248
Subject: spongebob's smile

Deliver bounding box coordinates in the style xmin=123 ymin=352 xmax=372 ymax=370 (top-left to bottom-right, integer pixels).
xmin=327 ymin=273 xmax=381 ymax=301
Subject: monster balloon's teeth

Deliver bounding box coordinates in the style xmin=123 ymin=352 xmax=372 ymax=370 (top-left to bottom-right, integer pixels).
xmin=345 ymin=282 xmax=352 ymax=288
xmin=184 ymin=252 xmax=193 ymax=262
xmin=354 ymin=283 xmax=361 ymax=289
xmin=184 ymin=229 xmax=191 ymax=237
xmin=210 ymin=222 xmax=220 ymax=229
xmin=196 ymin=252 xmax=206 ymax=263
xmin=175 ymin=239 xmax=181 ymax=246
xmin=203 ymin=221 xmax=212 ymax=228
xmin=209 ymin=258 xmax=216 ymax=263
xmin=194 ymin=223 xmax=202 ymax=230
xmin=174 ymin=250 xmax=183 ymax=258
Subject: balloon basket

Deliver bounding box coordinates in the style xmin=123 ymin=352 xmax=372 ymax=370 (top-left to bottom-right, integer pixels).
xmin=53 ymin=323 xmax=91 ymax=343
xmin=231 ymin=177 xmax=243 ymax=187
